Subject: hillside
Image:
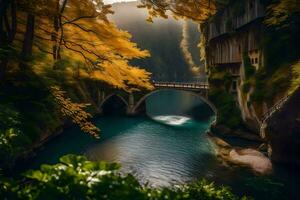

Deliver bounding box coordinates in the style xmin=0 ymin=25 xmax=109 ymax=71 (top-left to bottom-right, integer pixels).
xmin=109 ymin=1 xmax=204 ymax=81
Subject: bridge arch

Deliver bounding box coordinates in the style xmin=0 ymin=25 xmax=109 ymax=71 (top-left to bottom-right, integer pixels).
xmin=132 ymin=89 xmax=217 ymax=115
xmin=99 ymin=93 xmax=129 ymax=115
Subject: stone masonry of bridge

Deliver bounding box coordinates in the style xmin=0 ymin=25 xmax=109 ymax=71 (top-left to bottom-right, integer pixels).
xmin=97 ymin=82 xmax=216 ymax=116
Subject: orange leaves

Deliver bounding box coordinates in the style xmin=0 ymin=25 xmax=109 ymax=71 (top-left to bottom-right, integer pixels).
xmin=51 ymin=86 xmax=100 ymax=138
xmin=139 ymin=0 xmax=217 ymax=23
xmin=91 ymin=59 xmax=154 ymax=92
xmin=62 ymin=20 xmax=150 ymax=63
xmin=30 ymin=0 xmax=153 ymax=94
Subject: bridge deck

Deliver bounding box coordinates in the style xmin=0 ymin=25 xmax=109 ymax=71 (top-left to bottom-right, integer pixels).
xmin=153 ymin=82 xmax=209 ymax=90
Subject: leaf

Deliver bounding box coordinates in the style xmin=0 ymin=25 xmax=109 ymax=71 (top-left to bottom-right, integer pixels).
xmin=24 ymin=170 xmax=44 ymax=181
xmin=59 ymin=154 xmax=87 ymax=167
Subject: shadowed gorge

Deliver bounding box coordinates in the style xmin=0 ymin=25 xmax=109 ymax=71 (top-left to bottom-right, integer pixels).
xmin=101 ymin=95 xmax=128 ymax=115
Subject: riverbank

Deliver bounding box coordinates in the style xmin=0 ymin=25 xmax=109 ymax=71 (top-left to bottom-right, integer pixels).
xmin=13 ymin=121 xmax=69 ymax=174
xmin=208 ymin=124 xmax=272 ymax=175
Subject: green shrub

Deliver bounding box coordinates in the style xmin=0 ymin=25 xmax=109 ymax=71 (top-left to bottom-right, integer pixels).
xmin=0 ymin=154 xmax=249 ymax=200
xmin=224 ymin=71 xmax=233 ymax=90
xmin=209 ymin=88 xmax=243 ymax=128
xmin=0 ymin=105 xmax=29 ymax=169
xmin=242 ymin=81 xmax=251 ymax=93
xmin=243 ymin=53 xmax=255 ymax=79
xmin=0 ymin=72 xmax=63 ymax=170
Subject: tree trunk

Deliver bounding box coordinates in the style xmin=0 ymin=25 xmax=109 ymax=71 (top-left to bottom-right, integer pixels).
xmin=52 ymin=0 xmax=62 ymax=65
xmin=19 ymin=14 xmax=35 ymax=71
xmin=0 ymin=0 xmax=10 ymax=81
xmin=0 ymin=12 xmax=6 ymax=81
xmin=8 ymin=0 xmax=16 ymax=43
xmin=52 ymin=0 xmax=68 ymax=69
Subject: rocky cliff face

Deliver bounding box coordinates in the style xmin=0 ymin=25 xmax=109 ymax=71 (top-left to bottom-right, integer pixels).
xmin=236 ymin=85 xmax=261 ymax=131
xmin=261 ymin=88 xmax=300 ymax=165
xmin=203 ymin=0 xmax=266 ymax=132
xmin=204 ymin=0 xmax=300 ymax=165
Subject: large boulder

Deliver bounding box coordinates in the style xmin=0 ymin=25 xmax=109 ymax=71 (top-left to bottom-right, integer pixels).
xmin=229 ymin=148 xmax=272 ymax=174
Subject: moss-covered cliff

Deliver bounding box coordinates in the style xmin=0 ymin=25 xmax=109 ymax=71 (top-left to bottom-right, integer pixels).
xmin=203 ymin=0 xmax=300 ymax=164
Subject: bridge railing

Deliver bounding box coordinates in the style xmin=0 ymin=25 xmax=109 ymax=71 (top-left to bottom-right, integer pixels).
xmin=152 ymin=81 xmax=209 ymax=90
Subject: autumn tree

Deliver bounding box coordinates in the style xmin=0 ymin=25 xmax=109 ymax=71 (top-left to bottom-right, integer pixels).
xmin=0 ymin=0 xmax=154 ymax=137
xmin=23 ymin=0 xmax=153 ymax=91
xmin=138 ymin=0 xmax=231 ymax=23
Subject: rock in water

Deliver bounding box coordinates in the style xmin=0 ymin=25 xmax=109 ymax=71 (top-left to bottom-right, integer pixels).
xmin=229 ymin=148 xmax=272 ymax=174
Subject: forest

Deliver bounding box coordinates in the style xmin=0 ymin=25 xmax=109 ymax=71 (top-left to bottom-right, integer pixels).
xmin=0 ymin=0 xmax=299 ymax=199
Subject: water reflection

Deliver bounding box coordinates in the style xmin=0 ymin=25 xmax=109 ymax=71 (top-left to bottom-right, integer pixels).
xmin=85 ymin=116 xmax=216 ymax=187
xmin=146 ymin=89 xmax=214 ymax=120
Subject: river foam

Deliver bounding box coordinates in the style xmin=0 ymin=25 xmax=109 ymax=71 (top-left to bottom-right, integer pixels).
xmin=152 ymin=115 xmax=192 ymax=126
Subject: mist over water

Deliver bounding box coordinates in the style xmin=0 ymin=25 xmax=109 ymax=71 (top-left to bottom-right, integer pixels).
xmin=109 ymin=1 xmax=205 ymax=82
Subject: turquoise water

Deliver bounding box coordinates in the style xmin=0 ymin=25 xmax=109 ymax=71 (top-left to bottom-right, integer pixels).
xmin=28 ymin=114 xmax=218 ymax=187
xmin=26 ymin=90 xmax=299 ymax=199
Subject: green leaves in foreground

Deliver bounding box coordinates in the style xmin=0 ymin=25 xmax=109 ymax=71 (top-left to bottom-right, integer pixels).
xmin=1 ymin=154 xmax=249 ymax=200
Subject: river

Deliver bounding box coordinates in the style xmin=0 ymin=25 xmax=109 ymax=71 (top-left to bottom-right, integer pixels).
xmin=26 ymin=90 xmax=300 ymax=200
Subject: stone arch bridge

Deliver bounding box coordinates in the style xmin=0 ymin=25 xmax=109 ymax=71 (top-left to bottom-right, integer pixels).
xmin=97 ymin=82 xmax=217 ymax=116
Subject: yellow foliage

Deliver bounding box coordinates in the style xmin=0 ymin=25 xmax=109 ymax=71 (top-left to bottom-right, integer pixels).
xmin=27 ymin=0 xmax=153 ymax=92
xmin=139 ymin=0 xmax=217 ymax=23
xmin=198 ymin=25 xmax=206 ymax=62
xmin=289 ymin=60 xmax=300 ymax=94
xmin=51 ymin=86 xmax=100 ymax=138
xmin=91 ymin=59 xmax=154 ymax=92
xmin=265 ymin=0 xmax=300 ymax=27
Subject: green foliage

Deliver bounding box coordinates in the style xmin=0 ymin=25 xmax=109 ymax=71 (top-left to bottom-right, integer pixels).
xmin=289 ymin=60 xmax=300 ymax=94
xmin=243 ymin=54 xmax=255 ymax=79
xmin=250 ymin=71 xmax=266 ymax=103
xmin=209 ymin=88 xmax=243 ymax=128
xmin=250 ymin=61 xmax=296 ymax=103
xmin=223 ymin=72 xmax=233 ymax=90
xmin=0 ymin=105 xmax=28 ymax=169
xmin=0 ymin=175 xmax=20 ymax=200
xmin=0 ymin=71 xmax=63 ymax=170
xmin=208 ymin=67 xmax=243 ymax=128
xmin=264 ymin=0 xmax=300 ymax=28
xmin=0 ymin=105 xmax=20 ymax=130
xmin=242 ymin=81 xmax=251 ymax=93
xmin=209 ymin=68 xmax=233 ymax=90
xmin=0 ymin=128 xmax=25 ymax=169
xmin=263 ymin=2 xmax=300 ymax=73
xmin=0 ymin=45 xmax=19 ymax=61
xmin=0 ymin=154 xmax=248 ymax=200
